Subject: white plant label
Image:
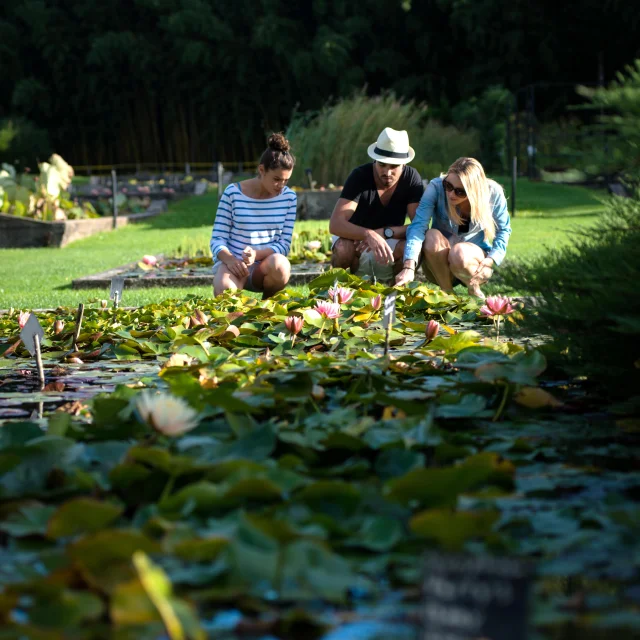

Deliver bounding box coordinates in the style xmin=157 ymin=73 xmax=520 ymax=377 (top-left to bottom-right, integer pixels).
xmin=383 ymin=292 xmax=396 ymax=329
xmin=19 ymin=314 xmax=45 ymax=357
xmin=110 ymin=276 xmax=125 ymax=301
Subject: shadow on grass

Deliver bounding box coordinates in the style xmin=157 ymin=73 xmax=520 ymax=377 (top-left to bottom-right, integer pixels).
xmin=513 ymin=209 xmax=602 ymax=220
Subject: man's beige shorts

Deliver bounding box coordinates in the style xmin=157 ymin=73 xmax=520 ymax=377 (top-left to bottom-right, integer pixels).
xmin=331 ymin=235 xmax=399 ymax=281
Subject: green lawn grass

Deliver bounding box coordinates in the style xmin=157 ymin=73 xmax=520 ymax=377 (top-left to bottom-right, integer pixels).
xmin=0 ymin=179 xmax=604 ymax=309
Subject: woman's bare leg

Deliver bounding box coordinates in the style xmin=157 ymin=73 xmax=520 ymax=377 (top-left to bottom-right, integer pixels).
xmin=250 ymin=254 xmax=291 ymax=299
xmin=448 ymin=242 xmax=491 ymax=298
xmin=214 ymin=264 xmax=248 ymax=296
xmin=422 ymin=229 xmax=454 ymax=291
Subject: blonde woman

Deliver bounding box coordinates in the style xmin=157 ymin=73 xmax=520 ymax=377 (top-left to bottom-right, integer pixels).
xmin=395 ymin=157 xmax=511 ymax=299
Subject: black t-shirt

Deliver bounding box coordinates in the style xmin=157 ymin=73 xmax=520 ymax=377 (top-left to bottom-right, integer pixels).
xmin=340 ymin=163 xmax=424 ymax=230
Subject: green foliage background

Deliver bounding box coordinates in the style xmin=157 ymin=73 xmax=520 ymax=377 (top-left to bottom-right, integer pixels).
xmin=0 ymin=0 xmax=638 ymax=167
xmin=286 ymin=92 xmax=479 ymax=186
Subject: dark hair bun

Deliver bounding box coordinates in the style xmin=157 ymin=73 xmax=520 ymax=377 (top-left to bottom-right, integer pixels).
xmin=267 ymin=132 xmax=290 ymax=154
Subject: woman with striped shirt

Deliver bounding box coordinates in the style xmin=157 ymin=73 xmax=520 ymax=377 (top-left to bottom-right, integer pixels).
xmin=210 ymin=133 xmax=297 ymax=298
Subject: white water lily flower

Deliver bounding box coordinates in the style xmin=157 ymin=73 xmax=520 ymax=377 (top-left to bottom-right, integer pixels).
xmin=306 ymin=240 xmax=322 ymax=251
xmin=163 ymin=353 xmax=194 ymax=369
xmin=135 ymin=391 xmax=199 ymax=437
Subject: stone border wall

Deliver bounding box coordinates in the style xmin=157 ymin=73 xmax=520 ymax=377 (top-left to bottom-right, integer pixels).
xmin=0 ymin=200 xmax=167 ymax=249
xmin=296 ymin=190 xmax=341 ymax=220
xmin=72 ymin=259 xmax=326 ymax=290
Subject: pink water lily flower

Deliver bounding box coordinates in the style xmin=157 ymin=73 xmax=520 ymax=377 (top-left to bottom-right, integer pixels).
xmin=328 ymin=285 xmax=354 ymax=304
xmin=142 ymin=255 xmax=157 ymax=266
xmin=315 ymin=301 xmax=341 ymax=319
xmin=285 ymin=315 xmax=304 ymax=335
xmin=371 ymin=294 xmax=382 ymax=311
xmin=18 ymin=312 xmax=30 ymax=329
xmin=425 ymin=319 xmax=440 ymax=342
xmin=480 ymin=296 xmax=515 ymax=318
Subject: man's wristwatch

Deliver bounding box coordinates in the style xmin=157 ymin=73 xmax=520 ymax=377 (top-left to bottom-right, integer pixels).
xmin=383 ymin=227 xmax=394 ymax=239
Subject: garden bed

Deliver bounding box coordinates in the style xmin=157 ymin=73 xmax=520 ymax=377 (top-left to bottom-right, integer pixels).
xmin=72 ymin=256 xmax=327 ymax=289
xmin=0 ymin=199 xmax=168 ymax=248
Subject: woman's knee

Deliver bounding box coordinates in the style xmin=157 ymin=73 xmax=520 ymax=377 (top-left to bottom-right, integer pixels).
xmin=264 ymin=253 xmax=291 ymax=278
xmin=448 ymin=244 xmax=479 ymax=273
xmin=423 ymin=229 xmax=448 ymax=254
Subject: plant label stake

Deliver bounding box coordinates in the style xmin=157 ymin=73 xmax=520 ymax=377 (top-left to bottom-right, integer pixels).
xmin=29 ymin=401 xmax=44 ymax=422
xmin=110 ymin=277 xmax=125 ymax=310
xmin=383 ymin=292 xmax=396 ymax=355
xmin=217 ymin=162 xmax=224 ymax=201
xmin=72 ymin=302 xmax=84 ymax=351
xmin=111 ymin=168 xmax=118 ymax=229
xmin=20 ymin=314 xmax=45 ymax=390
xmin=421 ymin=552 xmax=531 ymax=640
xmin=304 ymin=168 xmax=314 ymax=190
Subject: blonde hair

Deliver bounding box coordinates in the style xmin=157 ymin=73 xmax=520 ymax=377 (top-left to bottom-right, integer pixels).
xmin=442 ymin=157 xmax=502 ymax=242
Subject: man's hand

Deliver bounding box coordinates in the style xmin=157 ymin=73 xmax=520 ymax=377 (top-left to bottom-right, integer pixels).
xmin=363 ymin=229 xmax=394 ymax=265
xmin=242 ymin=246 xmax=256 ymax=266
xmin=469 ymin=257 xmax=494 ymax=287
xmin=224 ymin=255 xmax=249 ymax=279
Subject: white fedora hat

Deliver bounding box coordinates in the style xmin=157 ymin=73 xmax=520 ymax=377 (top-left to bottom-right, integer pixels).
xmin=367 ymin=127 xmax=415 ymax=164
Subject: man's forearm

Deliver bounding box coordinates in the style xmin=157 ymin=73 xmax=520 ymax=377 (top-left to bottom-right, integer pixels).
xmin=386 ymin=224 xmax=408 ymax=239
xmin=330 ymin=218 xmax=375 ymax=240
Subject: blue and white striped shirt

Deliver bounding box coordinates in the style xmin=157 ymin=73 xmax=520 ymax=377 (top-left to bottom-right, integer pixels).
xmin=210 ymin=183 xmax=297 ymax=263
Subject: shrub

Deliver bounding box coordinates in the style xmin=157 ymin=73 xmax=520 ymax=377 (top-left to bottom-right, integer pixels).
xmin=286 ymin=91 xmax=479 ymax=187
xmin=451 ymin=85 xmax=512 ymax=173
xmin=577 ymin=59 xmax=640 ymax=170
xmin=501 ymin=180 xmax=640 ymax=399
xmin=0 ymin=117 xmax=51 ymax=169
xmin=536 ymin=117 xmax=628 ymax=179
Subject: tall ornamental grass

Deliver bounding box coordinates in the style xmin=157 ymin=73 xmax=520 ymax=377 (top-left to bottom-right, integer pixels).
xmin=286 ymin=92 xmax=479 ymax=187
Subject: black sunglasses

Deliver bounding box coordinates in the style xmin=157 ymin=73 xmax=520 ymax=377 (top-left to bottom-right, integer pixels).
xmin=442 ymin=177 xmax=466 ymax=198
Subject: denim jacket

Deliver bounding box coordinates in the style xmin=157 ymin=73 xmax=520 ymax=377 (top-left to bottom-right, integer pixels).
xmin=404 ymin=177 xmax=512 ymax=266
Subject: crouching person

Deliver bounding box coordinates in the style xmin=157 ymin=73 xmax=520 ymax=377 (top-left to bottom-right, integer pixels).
xmin=210 ymin=133 xmax=297 ymax=299
xmin=329 ymin=127 xmax=423 ymax=282
xmin=395 ymin=157 xmax=511 ymax=299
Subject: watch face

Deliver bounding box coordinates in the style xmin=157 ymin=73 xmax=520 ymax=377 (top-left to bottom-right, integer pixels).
xmin=384 ymin=228 xmax=393 ymax=238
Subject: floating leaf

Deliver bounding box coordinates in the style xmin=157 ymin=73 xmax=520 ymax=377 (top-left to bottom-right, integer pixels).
xmin=410 ymin=509 xmax=500 ymax=550
xmin=385 ymin=453 xmax=515 ymax=508
xmin=47 ymin=497 xmax=124 ymax=539
xmin=514 ymin=386 xmax=563 ymax=408
xmin=0 ymin=503 xmax=56 ymax=537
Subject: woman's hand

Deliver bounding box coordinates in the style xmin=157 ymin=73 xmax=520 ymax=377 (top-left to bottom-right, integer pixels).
xmin=224 ymin=256 xmax=249 ymax=279
xmin=242 ymin=246 xmax=256 ymax=266
xmin=469 ymin=257 xmax=494 ymax=286
xmin=395 ymin=266 xmax=415 ymax=287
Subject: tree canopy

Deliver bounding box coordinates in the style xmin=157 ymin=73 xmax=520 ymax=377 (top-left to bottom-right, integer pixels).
xmin=0 ymin=0 xmax=638 ymax=165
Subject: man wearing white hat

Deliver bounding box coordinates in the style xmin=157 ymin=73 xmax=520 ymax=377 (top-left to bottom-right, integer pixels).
xmin=329 ymin=127 xmax=424 ymax=281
